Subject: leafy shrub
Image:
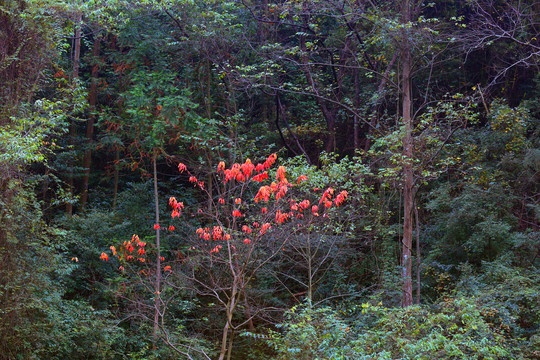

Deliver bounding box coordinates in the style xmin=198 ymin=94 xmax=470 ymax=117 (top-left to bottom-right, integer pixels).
xmin=259 ymin=298 xmax=525 ymax=360
xmin=456 ymin=261 xmax=540 ymax=356
xmin=256 ymin=305 xmax=357 ymax=360
xmin=353 ymin=299 xmax=517 ymax=359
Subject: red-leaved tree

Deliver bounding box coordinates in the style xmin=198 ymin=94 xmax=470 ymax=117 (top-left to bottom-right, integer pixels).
xmin=102 ymin=154 xmax=347 ymax=359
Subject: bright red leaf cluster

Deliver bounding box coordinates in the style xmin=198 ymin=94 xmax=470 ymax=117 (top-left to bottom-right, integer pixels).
xmin=169 ymin=196 xmax=184 ymax=218
xmin=165 ymin=155 xmax=346 ymax=255
xmin=100 ymin=233 xmax=158 ymax=269
xmin=101 ymin=154 xmax=347 ymax=263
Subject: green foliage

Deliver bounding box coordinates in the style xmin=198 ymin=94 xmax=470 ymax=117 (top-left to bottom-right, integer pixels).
xmin=254 ymin=305 xmax=356 ymax=360
xmin=456 ymin=261 xmax=540 ymax=349
xmin=0 ymin=77 xmax=83 ymax=169
xmin=59 ymin=182 xmax=160 ymax=302
xmin=425 ymin=182 xmax=518 ymax=263
xmin=257 ymin=298 xmax=525 ymax=360
xmin=120 ymin=70 xmax=200 ymax=152
xmin=352 ymin=299 xmax=516 ymax=359
xmin=0 ymin=122 xmax=46 ymax=165
xmin=0 ymin=0 xmax=65 ymax=120
xmin=285 ymin=153 xmax=371 ymax=194
xmin=0 ymin=182 xmax=124 ymax=360
xmin=31 ymin=300 xmax=126 ymax=360
xmin=488 ymin=99 xmax=530 ymax=153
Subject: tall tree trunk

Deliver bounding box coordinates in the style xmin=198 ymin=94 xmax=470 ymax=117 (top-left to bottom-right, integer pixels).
xmin=401 ymin=0 xmax=414 ymax=307
xmin=72 ymin=12 xmax=81 ymax=79
xmin=80 ymin=36 xmax=101 ymax=209
xmin=66 ymin=11 xmax=82 ymax=216
xmin=153 ymin=151 xmax=162 ymax=347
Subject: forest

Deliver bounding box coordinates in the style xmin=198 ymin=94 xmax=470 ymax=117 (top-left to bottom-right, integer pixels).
xmin=1 ymin=0 xmax=539 ymax=359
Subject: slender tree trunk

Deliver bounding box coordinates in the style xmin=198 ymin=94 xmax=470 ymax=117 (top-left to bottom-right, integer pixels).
xmin=153 ymin=151 xmax=161 ymax=347
xmin=112 ymin=148 xmax=119 ymax=209
xmin=353 ymin=69 xmax=360 ymax=150
xmin=307 ymin=234 xmax=313 ymax=308
xmin=219 ymin=281 xmax=238 ymax=360
xmin=207 ymin=173 xmax=213 ymax=210
xmin=401 ymin=0 xmax=414 ymax=307
xmin=80 ymin=36 xmax=101 ymax=209
xmin=66 ymin=11 xmax=82 ymax=216
xmin=226 ymin=329 xmax=235 ymax=360
xmin=415 ymin=203 xmax=421 ymax=304
xmin=219 ymin=314 xmax=231 ymax=360
xmin=205 ymin=59 xmax=212 ymax=119
xmin=72 ymin=12 xmax=81 ymax=79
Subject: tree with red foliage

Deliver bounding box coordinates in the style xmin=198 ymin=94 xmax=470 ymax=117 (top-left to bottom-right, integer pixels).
xmin=102 ymin=154 xmax=346 ymax=359
xmin=168 ymin=154 xmax=346 ymax=360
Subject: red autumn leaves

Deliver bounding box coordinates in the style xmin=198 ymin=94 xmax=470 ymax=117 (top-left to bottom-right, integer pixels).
xmin=101 ymin=154 xmax=347 ymax=268
xmin=196 ymin=226 xmax=230 ymax=242
xmin=169 ymin=197 xmax=184 ymax=218
xmin=317 ymin=187 xmax=348 ymax=212
xmin=174 ymin=154 xmax=346 ymax=254
xmin=100 ymin=234 xmax=150 ymax=269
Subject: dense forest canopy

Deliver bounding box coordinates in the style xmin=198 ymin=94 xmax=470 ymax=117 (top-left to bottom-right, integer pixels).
xmin=1 ymin=0 xmax=539 ymax=358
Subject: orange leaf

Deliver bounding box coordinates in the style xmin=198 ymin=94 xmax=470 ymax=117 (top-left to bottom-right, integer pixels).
xmin=232 ymin=209 xmax=242 ymax=217
xmin=217 ymin=161 xmax=226 ymax=172
xmin=296 ymin=175 xmax=307 ymax=184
